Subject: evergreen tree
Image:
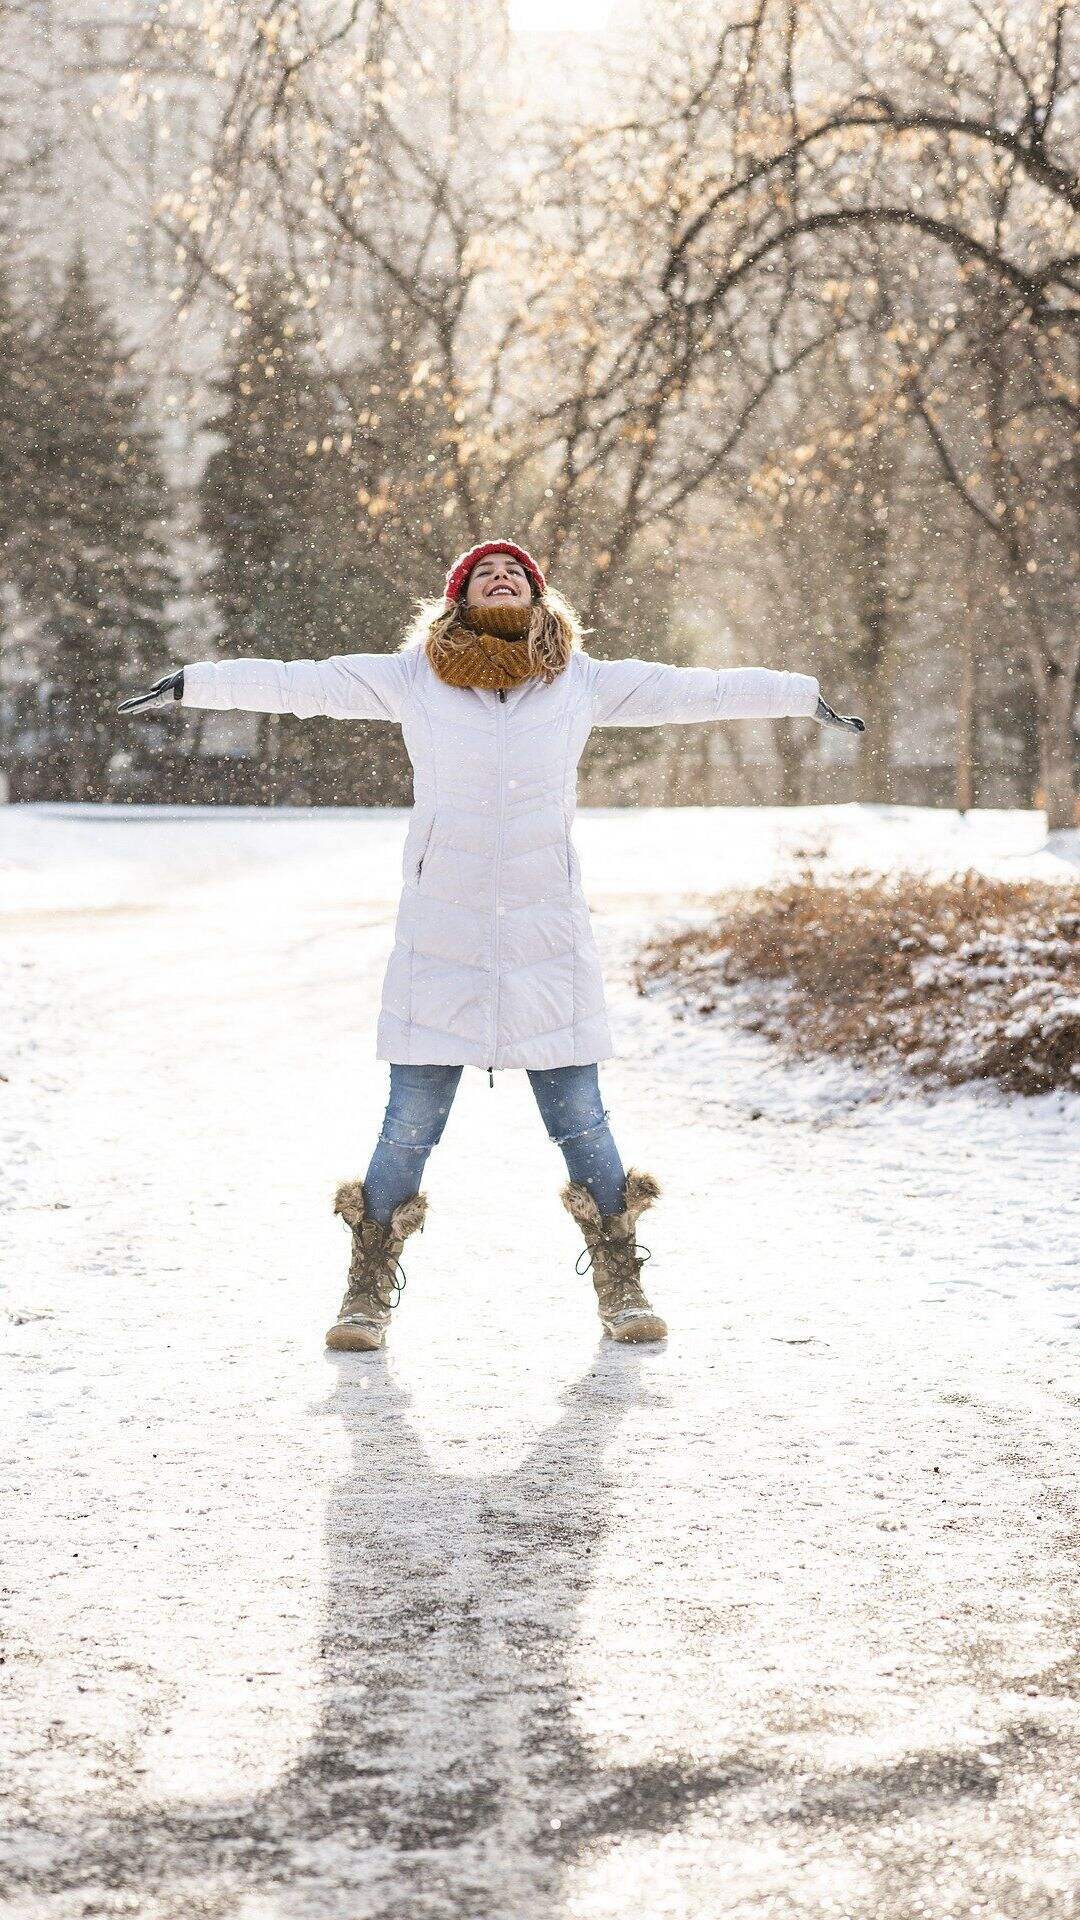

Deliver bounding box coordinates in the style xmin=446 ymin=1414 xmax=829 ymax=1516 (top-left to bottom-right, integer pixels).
xmin=0 ymin=254 xmax=43 ymax=783
xmin=0 ymin=254 xmax=40 ymax=581
xmin=28 ymin=245 xmax=175 ymax=800
xmin=199 ymin=268 xmax=343 ymax=795
xmin=199 ymin=268 xmax=413 ymax=803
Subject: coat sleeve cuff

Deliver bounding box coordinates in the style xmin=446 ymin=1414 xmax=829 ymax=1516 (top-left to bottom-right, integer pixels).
xmin=179 ymin=662 xmax=223 ymax=709
xmin=790 ymin=673 xmax=820 ymax=717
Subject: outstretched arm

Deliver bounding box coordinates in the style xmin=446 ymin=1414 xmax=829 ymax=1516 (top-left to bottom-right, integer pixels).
xmin=586 ymin=655 xmax=863 ymax=731
xmin=118 ymin=650 xmax=415 ymax=723
xmin=588 ymin=655 xmax=820 ymax=727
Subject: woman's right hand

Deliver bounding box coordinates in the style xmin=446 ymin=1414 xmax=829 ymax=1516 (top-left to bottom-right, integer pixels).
xmin=117 ymin=670 xmax=185 ymax=715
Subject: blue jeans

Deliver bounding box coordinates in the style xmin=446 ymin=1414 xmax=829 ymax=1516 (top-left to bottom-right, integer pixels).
xmin=363 ymin=1063 xmax=627 ymax=1225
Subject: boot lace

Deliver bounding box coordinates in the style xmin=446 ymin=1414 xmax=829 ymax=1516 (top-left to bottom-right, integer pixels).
xmin=575 ymin=1235 xmax=653 ymax=1314
xmin=370 ymin=1252 xmax=408 ymax=1312
xmin=347 ymin=1238 xmax=408 ymax=1315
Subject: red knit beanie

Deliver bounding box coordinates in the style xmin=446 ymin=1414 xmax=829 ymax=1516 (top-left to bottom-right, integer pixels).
xmin=444 ymin=540 xmax=546 ymax=603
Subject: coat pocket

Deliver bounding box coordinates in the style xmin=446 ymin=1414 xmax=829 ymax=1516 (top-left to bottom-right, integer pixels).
xmin=413 ymin=816 xmax=435 ymax=884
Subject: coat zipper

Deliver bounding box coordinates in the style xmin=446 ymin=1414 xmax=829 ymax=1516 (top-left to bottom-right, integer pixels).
xmin=487 ymin=687 xmax=508 ymax=1088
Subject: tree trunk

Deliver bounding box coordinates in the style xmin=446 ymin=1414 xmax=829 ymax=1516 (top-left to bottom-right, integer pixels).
xmin=255 ymin=712 xmax=279 ymax=804
xmin=774 ymin=719 xmax=806 ymax=807
xmin=955 ymin=593 xmax=976 ymax=814
xmin=1035 ymin=663 xmax=1077 ymax=832
xmin=661 ymin=731 xmax=683 ymax=804
xmin=854 ymin=646 xmax=894 ymax=804
xmin=64 ymin=711 xmax=91 ymax=802
xmin=956 ymin=523 xmax=990 ymax=814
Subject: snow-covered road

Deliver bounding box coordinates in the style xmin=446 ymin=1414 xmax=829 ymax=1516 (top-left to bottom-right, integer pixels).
xmin=2 ymin=804 xmax=1078 ymax=1919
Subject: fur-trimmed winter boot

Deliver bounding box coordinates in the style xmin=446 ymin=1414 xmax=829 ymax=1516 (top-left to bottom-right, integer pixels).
xmin=560 ymin=1168 xmax=667 ymax=1343
xmin=326 ymin=1179 xmax=428 ymax=1352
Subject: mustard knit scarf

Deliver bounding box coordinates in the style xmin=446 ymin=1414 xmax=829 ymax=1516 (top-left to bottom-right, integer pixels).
xmin=426 ymin=602 xmax=538 ymax=690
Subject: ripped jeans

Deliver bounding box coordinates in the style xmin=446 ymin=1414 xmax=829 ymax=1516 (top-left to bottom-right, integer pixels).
xmin=362 ymin=1063 xmax=627 ymax=1225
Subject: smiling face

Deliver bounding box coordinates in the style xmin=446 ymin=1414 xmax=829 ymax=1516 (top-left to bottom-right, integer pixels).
xmin=463 ymin=551 xmax=534 ymax=608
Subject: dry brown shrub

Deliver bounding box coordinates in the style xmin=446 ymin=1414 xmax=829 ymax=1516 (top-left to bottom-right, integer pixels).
xmin=631 ymin=871 xmax=1080 ymax=1096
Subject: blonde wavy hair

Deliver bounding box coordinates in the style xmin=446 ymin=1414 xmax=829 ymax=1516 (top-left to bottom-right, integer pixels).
xmin=398 ymin=583 xmax=586 ymax=686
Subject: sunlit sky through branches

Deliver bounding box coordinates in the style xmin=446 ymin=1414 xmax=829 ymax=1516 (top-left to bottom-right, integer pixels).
xmin=508 ymin=0 xmax=613 ymax=30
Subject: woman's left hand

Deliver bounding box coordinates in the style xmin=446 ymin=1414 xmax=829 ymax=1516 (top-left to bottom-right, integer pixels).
xmin=815 ymin=695 xmax=865 ymax=733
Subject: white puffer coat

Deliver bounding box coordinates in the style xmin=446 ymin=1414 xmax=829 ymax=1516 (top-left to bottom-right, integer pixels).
xmin=181 ymin=642 xmax=819 ymax=1072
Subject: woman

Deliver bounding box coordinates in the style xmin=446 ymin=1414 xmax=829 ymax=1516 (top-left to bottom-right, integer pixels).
xmin=121 ymin=539 xmax=863 ymax=1353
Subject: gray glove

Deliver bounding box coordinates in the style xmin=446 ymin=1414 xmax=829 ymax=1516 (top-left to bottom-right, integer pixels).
xmin=815 ymin=695 xmax=864 ymax=733
xmin=117 ymin=670 xmax=184 ymax=715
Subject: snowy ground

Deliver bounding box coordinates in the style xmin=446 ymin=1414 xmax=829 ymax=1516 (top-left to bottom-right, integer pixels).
xmin=2 ymin=802 xmax=1079 ymax=1920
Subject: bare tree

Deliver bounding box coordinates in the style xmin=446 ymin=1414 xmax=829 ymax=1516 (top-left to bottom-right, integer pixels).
xmin=593 ymin=0 xmax=1079 ymax=822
